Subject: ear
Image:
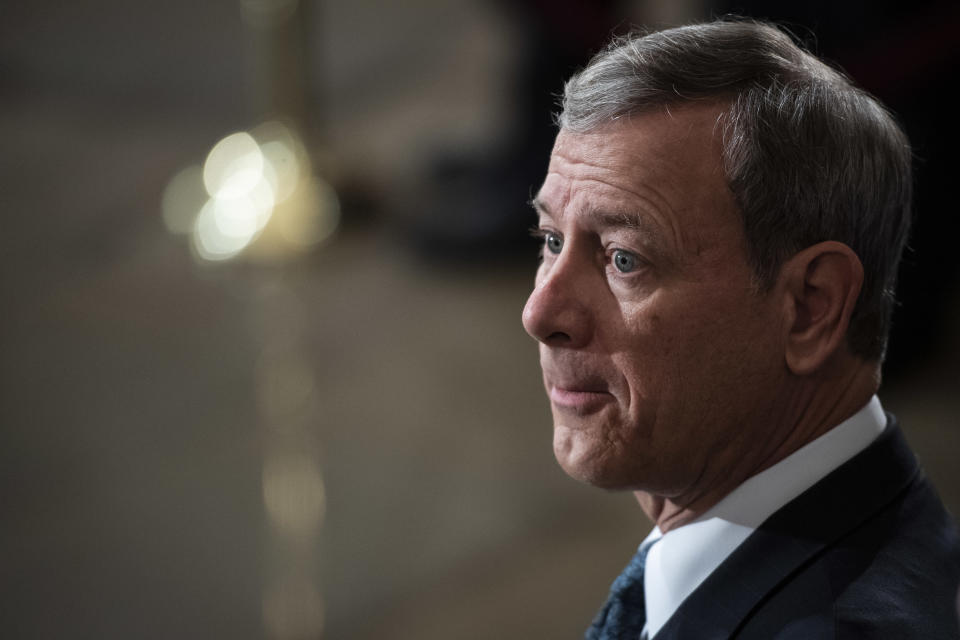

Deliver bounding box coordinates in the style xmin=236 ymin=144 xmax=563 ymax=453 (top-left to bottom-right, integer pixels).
xmin=779 ymin=241 xmax=864 ymax=375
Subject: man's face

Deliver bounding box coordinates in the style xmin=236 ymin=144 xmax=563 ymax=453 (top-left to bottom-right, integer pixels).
xmin=522 ymin=106 xmax=788 ymax=495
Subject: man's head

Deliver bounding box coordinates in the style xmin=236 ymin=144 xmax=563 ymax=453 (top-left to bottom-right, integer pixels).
xmin=521 ymin=20 xmax=912 ymax=503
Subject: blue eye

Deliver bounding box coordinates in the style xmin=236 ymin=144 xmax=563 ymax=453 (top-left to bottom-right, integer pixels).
xmin=612 ymin=249 xmax=639 ymax=273
xmin=545 ymin=232 xmax=563 ymax=255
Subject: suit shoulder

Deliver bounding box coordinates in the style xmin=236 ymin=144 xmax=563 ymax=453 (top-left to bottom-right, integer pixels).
xmin=830 ymin=474 xmax=960 ymax=638
xmin=741 ymin=474 xmax=960 ymax=639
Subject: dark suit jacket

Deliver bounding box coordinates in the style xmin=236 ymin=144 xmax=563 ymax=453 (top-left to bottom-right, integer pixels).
xmin=650 ymin=415 xmax=960 ymax=639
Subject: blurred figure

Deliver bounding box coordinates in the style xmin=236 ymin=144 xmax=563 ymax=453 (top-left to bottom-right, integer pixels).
xmin=402 ymin=0 xmax=627 ymax=260
xmin=523 ymin=19 xmax=960 ymax=639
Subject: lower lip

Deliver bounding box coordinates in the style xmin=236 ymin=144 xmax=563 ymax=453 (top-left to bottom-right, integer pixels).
xmin=550 ymin=387 xmax=612 ymax=412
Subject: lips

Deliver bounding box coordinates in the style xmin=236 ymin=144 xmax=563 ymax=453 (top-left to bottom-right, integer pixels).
xmin=547 ymin=375 xmax=613 ymax=413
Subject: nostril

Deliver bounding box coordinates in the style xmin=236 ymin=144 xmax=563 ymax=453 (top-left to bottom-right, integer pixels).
xmin=545 ymin=331 xmax=572 ymax=345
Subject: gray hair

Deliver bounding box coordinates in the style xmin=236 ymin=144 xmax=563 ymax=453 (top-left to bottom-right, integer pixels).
xmin=559 ymin=19 xmax=912 ymax=361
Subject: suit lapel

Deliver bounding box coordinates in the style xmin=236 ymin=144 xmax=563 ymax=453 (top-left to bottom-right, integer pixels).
xmin=651 ymin=416 xmax=919 ymax=639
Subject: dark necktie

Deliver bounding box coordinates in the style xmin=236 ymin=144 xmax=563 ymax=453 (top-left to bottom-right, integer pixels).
xmin=585 ymin=540 xmax=655 ymax=640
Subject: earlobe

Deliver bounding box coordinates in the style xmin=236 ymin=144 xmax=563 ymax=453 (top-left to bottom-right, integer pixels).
xmin=782 ymin=242 xmax=864 ymax=375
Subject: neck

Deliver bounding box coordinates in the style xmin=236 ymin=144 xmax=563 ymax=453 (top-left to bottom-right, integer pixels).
xmin=635 ymin=356 xmax=879 ymax=533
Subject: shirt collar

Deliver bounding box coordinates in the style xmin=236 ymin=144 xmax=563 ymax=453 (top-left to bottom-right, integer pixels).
xmin=642 ymin=395 xmax=887 ymax=638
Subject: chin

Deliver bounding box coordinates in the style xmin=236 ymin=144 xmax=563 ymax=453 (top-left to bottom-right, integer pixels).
xmin=553 ymin=426 xmax=639 ymax=490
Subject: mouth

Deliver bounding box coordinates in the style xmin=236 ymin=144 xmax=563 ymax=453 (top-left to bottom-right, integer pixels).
xmin=549 ymin=384 xmax=613 ymax=413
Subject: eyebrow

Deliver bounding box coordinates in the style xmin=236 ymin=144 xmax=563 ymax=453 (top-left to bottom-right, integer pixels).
xmin=531 ymin=196 xmax=652 ymax=233
xmin=593 ymin=211 xmax=647 ymax=231
xmin=528 ymin=196 xmax=548 ymax=219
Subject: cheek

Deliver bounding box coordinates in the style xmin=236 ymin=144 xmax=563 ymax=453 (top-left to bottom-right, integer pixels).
xmin=611 ymin=308 xmax=681 ymax=383
xmin=614 ymin=301 xmax=747 ymax=417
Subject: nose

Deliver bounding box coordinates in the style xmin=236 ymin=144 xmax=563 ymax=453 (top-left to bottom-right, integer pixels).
xmin=522 ymin=253 xmax=594 ymax=348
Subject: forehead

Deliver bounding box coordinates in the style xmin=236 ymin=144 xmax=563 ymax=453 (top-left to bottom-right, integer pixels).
xmin=537 ymin=105 xmax=740 ymax=257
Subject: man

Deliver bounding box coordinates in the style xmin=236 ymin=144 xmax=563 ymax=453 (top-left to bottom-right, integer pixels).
xmin=521 ymin=19 xmax=960 ymax=639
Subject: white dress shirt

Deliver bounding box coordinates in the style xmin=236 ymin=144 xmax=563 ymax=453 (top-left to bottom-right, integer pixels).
xmin=640 ymin=396 xmax=887 ymax=638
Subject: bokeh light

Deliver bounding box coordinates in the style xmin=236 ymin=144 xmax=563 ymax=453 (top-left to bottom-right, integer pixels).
xmin=275 ymin=177 xmax=340 ymax=249
xmin=193 ymin=185 xmax=272 ymax=261
xmin=263 ymin=450 xmax=326 ymax=537
xmin=162 ymin=121 xmax=339 ymax=264
xmin=203 ymin=131 xmax=265 ymax=199
xmin=255 ymin=121 xmax=303 ymax=203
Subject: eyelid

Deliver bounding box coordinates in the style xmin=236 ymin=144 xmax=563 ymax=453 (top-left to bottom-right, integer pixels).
xmin=528 ymin=226 xmax=548 ymax=240
xmin=528 ymin=225 xmax=561 ymax=238
xmin=603 ymin=241 xmax=641 ymax=258
xmin=529 ymin=226 xmax=564 ymax=252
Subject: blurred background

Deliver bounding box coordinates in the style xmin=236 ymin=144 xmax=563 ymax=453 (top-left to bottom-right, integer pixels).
xmin=1 ymin=0 xmax=957 ymax=638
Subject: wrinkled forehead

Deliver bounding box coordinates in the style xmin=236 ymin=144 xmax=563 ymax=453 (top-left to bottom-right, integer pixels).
xmin=536 ymin=106 xmax=743 ymax=261
xmin=553 ymin=103 xmax=726 ymax=165
xmin=541 ymin=106 xmax=731 ymax=210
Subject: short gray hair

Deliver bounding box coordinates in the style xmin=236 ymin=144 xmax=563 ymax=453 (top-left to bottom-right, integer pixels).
xmin=559 ymin=19 xmax=912 ymax=361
